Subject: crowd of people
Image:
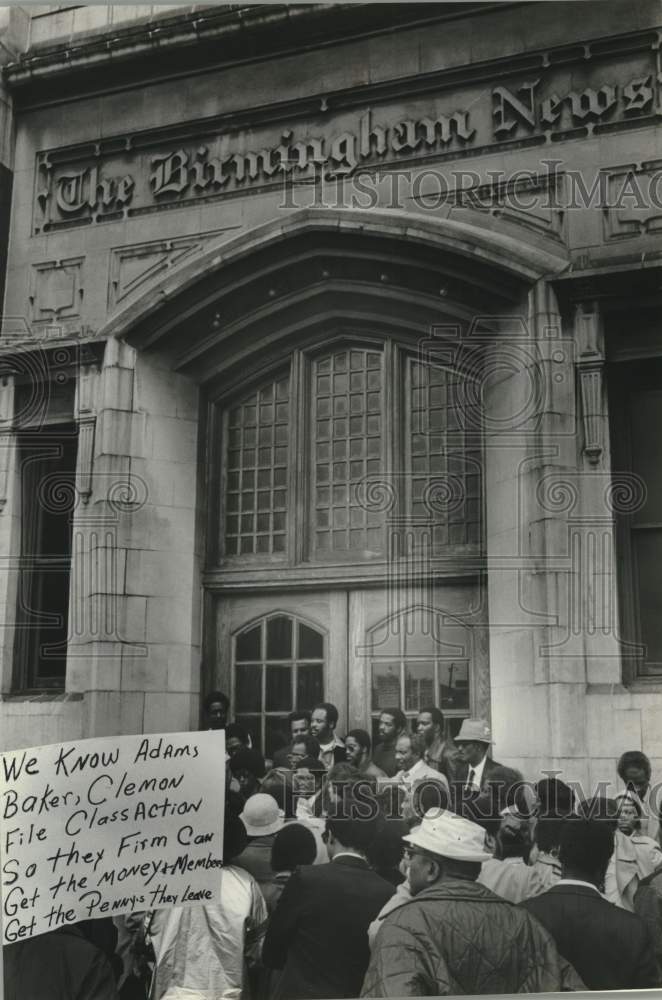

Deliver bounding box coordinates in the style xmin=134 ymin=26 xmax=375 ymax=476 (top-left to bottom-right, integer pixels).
xmin=7 ymin=694 xmax=662 ymax=999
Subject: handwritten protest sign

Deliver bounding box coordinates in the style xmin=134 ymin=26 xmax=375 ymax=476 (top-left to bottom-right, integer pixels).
xmin=0 ymin=730 xmax=225 ymax=945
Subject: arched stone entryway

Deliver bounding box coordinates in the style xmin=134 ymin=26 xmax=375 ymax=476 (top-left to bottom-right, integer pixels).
xmin=86 ymin=207 xmax=570 ymax=757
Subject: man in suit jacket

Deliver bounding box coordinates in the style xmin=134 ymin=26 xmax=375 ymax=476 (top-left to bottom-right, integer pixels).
xmin=522 ymin=814 xmax=659 ymax=990
xmin=262 ymin=795 xmax=395 ymax=999
xmin=452 ymin=719 xmax=523 ymax=808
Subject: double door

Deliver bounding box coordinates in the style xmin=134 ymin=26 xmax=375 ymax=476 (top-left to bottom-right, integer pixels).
xmin=212 ymin=582 xmax=488 ymax=756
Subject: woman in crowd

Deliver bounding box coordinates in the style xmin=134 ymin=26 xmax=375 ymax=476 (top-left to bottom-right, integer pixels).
xmin=605 ymin=791 xmax=662 ymax=910
xmin=262 ymin=823 xmax=318 ymax=913
xmin=529 ymin=813 xmax=564 ymax=890
xmin=229 ymin=747 xmax=267 ymax=803
xmin=478 ymin=809 xmax=545 ymax=903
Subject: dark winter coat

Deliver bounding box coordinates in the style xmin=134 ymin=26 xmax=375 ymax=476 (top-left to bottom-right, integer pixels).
xmin=361 ymin=878 xmax=584 ymax=996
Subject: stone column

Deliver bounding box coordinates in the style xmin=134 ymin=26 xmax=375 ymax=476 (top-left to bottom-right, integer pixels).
xmin=485 ymin=279 xmax=590 ymax=787
xmin=0 ymin=7 xmax=28 ymax=315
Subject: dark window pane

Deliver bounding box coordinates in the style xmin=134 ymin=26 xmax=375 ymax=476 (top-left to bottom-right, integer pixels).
xmin=266 ymin=665 xmax=292 ymax=711
xmin=299 ymin=623 xmax=324 ymax=659
xmin=446 ymin=716 xmax=467 ymax=741
xmin=296 ymin=663 xmax=324 ymax=708
xmin=631 ymin=391 xmax=662 ymax=523
xmin=236 ymin=715 xmax=261 ymax=755
xmin=404 ymin=661 xmax=434 ymax=712
xmin=438 ymin=660 xmax=470 ymax=711
xmin=265 ymin=716 xmax=291 ymax=759
xmin=17 ymin=425 xmax=78 ymax=688
xmin=635 ymin=532 xmax=662 ymax=665
xmin=372 ymin=661 xmax=401 ymax=710
xmin=236 ymin=625 xmax=261 ymax=662
xmin=267 ymin=616 xmax=292 ymax=659
xmin=236 ymin=664 xmax=262 ymax=712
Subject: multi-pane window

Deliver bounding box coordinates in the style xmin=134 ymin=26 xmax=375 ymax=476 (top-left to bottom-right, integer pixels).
xmin=225 ymin=375 xmax=289 ymax=556
xmin=314 ymin=349 xmax=383 ymax=555
xmin=369 ymin=606 xmax=471 ymax=742
xmin=408 ymin=360 xmax=481 ymax=549
xmin=234 ymin=613 xmax=324 ymax=755
xmin=14 ymin=425 xmax=78 ymax=688
xmin=218 ymin=340 xmax=482 ymax=565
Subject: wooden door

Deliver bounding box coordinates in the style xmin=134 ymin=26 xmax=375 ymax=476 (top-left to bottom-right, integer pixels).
xmin=214 ymin=590 xmax=347 ymax=755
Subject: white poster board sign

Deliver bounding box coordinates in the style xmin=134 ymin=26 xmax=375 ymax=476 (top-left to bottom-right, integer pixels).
xmin=0 ymin=730 xmax=225 ymax=945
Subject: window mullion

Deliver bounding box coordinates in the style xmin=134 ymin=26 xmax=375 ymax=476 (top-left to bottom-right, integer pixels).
xmin=290 ymin=351 xmax=305 ymax=566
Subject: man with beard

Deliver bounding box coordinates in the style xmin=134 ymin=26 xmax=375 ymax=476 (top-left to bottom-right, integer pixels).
xmin=416 ymin=707 xmax=457 ymax=783
xmin=372 ymin=708 xmax=407 ymax=778
xmin=310 ymin=703 xmax=346 ymax=770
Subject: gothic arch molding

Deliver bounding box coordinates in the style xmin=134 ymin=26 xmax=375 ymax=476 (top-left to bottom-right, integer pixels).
xmin=103 ymin=207 xmax=570 ymax=384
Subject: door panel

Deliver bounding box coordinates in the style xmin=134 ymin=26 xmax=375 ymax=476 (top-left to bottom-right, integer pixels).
xmin=214 ymin=591 xmax=347 ymax=755
xmin=349 ymin=583 xmax=489 ymax=740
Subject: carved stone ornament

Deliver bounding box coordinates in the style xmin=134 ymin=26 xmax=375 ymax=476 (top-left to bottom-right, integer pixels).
xmin=74 ymin=364 xmax=100 ymax=505
xmin=29 ymin=257 xmax=84 ymax=323
xmin=0 ymin=376 xmax=14 ymax=512
xmin=574 ymin=301 xmax=605 ymax=465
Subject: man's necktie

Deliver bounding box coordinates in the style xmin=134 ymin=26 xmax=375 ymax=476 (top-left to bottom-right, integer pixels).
xmin=465 ymin=767 xmax=476 ymax=793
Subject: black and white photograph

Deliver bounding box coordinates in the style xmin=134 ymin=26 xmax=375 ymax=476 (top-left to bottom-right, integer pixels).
xmin=0 ymin=1 xmax=661 ymax=997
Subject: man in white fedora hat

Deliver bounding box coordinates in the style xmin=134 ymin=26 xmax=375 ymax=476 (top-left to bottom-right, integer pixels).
xmin=361 ymin=809 xmax=584 ymax=996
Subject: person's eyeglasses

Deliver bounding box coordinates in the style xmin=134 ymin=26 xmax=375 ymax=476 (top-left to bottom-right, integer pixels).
xmin=403 ymin=846 xmax=431 ymax=862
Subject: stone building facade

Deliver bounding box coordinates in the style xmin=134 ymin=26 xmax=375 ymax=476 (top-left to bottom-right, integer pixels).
xmin=0 ymin=2 xmax=660 ymax=792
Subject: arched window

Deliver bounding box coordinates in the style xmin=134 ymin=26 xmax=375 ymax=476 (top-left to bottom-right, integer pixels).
xmin=213 ymin=336 xmax=483 ymax=569
xmin=233 ymin=613 xmax=325 ymax=756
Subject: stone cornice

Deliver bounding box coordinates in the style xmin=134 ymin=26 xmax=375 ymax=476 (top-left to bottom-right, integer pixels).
xmin=3 ymin=3 xmax=504 ymax=99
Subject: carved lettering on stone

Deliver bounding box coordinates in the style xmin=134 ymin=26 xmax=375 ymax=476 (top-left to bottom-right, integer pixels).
xmin=32 ymin=50 xmax=656 ymax=232
xmin=53 ymin=167 xmax=134 ymax=217
xmin=150 ymin=149 xmax=190 ymax=197
xmin=493 ymin=81 xmax=539 ymax=137
xmin=622 ymin=75 xmax=654 ymax=113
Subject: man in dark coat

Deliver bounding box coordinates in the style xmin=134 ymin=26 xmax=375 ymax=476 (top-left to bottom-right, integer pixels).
xmin=451 ymin=718 xmax=523 ymax=812
xmin=362 ymin=810 xmax=583 ymax=997
xmin=453 ymin=719 xmax=516 ymax=791
xmin=4 ymin=921 xmax=119 ymax=1000
xmin=263 ymin=794 xmax=394 ymax=999
xmin=522 ymin=814 xmax=659 ymax=990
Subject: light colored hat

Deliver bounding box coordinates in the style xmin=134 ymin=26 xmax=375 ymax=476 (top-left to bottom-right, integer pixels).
xmin=239 ymin=793 xmax=285 ymax=837
xmin=455 ymin=718 xmax=492 ymax=744
xmin=404 ymin=808 xmax=492 ymax=862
